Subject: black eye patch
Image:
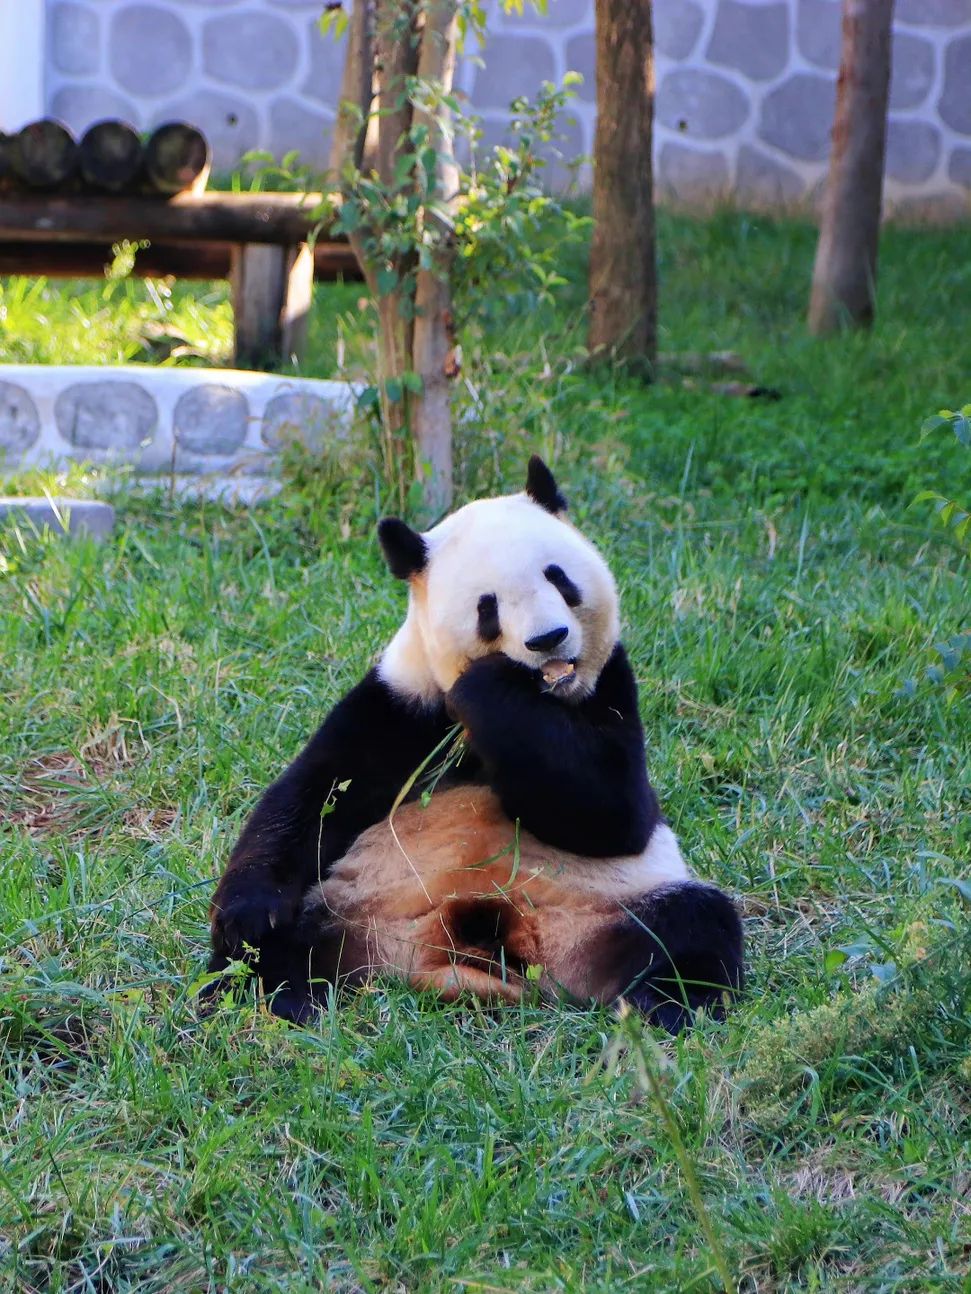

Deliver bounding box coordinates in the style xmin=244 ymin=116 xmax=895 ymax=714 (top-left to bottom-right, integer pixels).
xmin=544 ymin=564 xmax=582 ymax=608
xmin=477 ymin=593 xmax=501 ymax=641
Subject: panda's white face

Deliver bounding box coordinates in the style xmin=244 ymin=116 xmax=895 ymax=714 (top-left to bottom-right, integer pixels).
xmin=379 ymin=491 xmax=620 ymax=703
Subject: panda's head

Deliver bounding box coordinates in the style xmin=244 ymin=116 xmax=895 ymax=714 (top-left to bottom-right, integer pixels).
xmin=376 ymin=457 xmax=620 ymax=703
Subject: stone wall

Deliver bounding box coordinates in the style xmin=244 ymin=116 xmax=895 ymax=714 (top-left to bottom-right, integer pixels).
xmin=46 ymin=0 xmax=346 ymax=172
xmin=45 ymin=0 xmax=971 ymax=215
xmin=0 ymin=365 xmax=355 ymax=501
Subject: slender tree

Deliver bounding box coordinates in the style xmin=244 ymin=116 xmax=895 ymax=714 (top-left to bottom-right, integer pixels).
xmin=330 ymin=0 xmax=458 ymax=517
xmin=588 ymin=0 xmax=656 ymax=373
xmin=327 ymin=0 xmax=570 ymax=517
xmin=808 ymin=0 xmax=895 ymax=335
xmin=327 ymin=0 xmax=374 ymax=178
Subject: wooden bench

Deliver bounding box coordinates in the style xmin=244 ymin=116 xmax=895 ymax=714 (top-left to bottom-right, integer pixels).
xmin=0 ymin=191 xmax=362 ymax=367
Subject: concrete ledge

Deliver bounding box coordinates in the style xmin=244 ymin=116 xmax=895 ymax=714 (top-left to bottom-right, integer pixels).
xmin=0 ymin=364 xmax=357 ymax=500
xmin=0 ymin=497 xmax=116 ymax=539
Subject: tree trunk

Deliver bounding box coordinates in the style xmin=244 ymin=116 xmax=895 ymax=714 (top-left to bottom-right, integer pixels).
xmin=411 ymin=267 xmax=453 ymax=517
xmin=373 ymin=0 xmax=420 ymax=505
xmin=411 ymin=0 xmax=459 ymax=518
xmin=374 ymin=1 xmax=419 ymax=191
xmin=588 ymin=0 xmax=656 ymax=373
xmin=374 ymin=291 xmax=412 ymax=508
xmin=330 ymin=0 xmax=457 ymax=517
xmin=808 ymin=0 xmax=895 ymax=335
xmin=328 ymin=0 xmax=374 ymax=177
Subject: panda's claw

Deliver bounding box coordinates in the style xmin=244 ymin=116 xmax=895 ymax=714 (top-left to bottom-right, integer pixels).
xmin=210 ymin=878 xmax=302 ymax=960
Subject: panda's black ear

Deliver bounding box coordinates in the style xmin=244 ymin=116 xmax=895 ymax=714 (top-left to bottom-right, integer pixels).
xmin=525 ymin=455 xmax=567 ymax=514
xmin=378 ymin=517 xmax=427 ymax=579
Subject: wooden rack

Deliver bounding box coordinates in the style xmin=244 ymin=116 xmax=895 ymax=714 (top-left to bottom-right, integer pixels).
xmin=0 ymin=120 xmax=362 ymax=367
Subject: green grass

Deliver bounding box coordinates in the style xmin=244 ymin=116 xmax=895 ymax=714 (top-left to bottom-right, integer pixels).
xmin=2 ymin=211 xmax=970 ymax=1292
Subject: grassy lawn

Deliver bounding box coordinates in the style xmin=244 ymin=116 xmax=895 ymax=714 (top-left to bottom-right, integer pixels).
xmin=1 ymin=211 xmax=970 ymax=1292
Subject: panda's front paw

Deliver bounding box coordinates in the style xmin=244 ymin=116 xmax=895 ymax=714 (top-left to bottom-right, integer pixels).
xmin=454 ymin=652 xmax=539 ymax=690
xmin=210 ymin=874 xmax=303 ymax=960
xmin=447 ymin=653 xmax=540 ymax=720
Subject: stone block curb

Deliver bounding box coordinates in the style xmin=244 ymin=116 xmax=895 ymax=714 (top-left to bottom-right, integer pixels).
xmin=0 ymin=497 xmax=116 ymax=540
xmin=0 ymin=365 xmax=358 ymax=502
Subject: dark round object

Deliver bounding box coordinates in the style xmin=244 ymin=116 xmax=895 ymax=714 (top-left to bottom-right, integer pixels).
xmin=145 ymin=121 xmax=211 ymax=196
xmin=79 ymin=119 xmax=144 ymax=192
xmin=12 ymin=119 xmax=79 ymax=189
xmin=0 ymin=132 xmax=13 ymax=184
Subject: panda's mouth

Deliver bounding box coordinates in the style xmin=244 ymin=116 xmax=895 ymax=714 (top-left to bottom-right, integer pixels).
xmin=540 ymin=657 xmax=578 ymax=693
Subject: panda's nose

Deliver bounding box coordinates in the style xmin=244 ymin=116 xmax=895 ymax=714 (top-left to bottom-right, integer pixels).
xmin=525 ymin=626 xmax=569 ymax=653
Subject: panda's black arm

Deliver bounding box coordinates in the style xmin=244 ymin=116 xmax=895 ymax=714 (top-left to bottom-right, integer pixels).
xmin=209 ymin=668 xmax=453 ymax=964
xmin=447 ymin=644 xmax=660 ymax=857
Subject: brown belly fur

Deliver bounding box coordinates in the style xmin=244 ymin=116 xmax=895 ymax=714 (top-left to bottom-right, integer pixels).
xmin=307 ymin=785 xmax=666 ymax=1005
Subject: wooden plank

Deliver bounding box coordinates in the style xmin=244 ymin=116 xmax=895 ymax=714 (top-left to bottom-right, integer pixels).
xmin=311 ymin=241 xmax=362 ymax=278
xmin=280 ymin=242 xmax=314 ymax=364
xmin=0 ymin=191 xmax=330 ymax=245
xmin=0 ymin=238 xmax=361 ymax=281
xmin=231 ymin=243 xmax=288 ymax=367
xmin=0 ymin=240 xmax=229 ymax=278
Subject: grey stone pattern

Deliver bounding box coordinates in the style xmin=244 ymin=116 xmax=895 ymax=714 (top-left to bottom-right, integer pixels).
xmin=0 ymin=382 xmax=41 ymax=454
xmin=261 ymin=391 xmax=337 ymax=452
xmin=46 ymin=0 xmax=340 ymax=169
xmin=55 ymin=380 xmax=157 ymax=453
xmin=1 ymin=370 xmax=356 ymax=490
xmin=173 ymin=385 xmax=248 ymax=454
xmin=44 ymin=0 xmax=971 ymax=211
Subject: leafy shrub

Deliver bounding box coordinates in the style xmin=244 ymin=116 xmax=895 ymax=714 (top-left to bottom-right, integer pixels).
xmin=910 ymin=406 xmax=970 ymax=700
xmin=916 ymin=406 xmax=971 ymax=548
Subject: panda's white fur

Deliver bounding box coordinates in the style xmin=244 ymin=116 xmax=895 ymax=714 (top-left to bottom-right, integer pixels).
xmin=378 ymin=491 xmax=620 ymax=703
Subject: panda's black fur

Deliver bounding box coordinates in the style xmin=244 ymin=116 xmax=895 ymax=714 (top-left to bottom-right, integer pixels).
xmin=207 ymin=458 xmax=743 ymax=1030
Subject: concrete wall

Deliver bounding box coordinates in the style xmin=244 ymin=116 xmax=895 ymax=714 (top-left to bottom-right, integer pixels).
xmin=44 ymin=0 xmax=971 ymax=216
xmin=1 ymin=363 xmax=355 ymax=501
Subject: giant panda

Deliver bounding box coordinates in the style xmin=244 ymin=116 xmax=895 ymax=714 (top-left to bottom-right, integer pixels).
xmin=207 ymin=457 xmax=743 ymax=1031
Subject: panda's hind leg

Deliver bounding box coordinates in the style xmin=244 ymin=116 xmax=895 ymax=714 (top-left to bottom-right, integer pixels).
xmin=409 ymin=963 xmax=525 ymax=1004
xmin=597 ymin=882 xmax=744 ymax=1033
